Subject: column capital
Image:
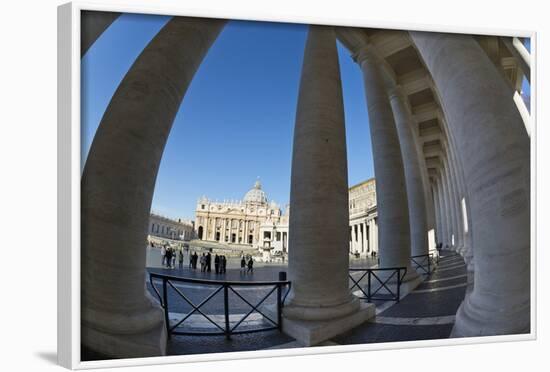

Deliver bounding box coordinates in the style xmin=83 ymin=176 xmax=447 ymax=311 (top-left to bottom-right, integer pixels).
xmin=352 ymin=44 xmax=380 ymax=65
xmin=354 ymin=44 xmax=397 ymax=91
xmin=387 ymin=84 xmax=406 ymax=102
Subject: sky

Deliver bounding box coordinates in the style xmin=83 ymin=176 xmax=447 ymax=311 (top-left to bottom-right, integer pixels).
xmin=81 ymin=13 xmax=374 ymax=220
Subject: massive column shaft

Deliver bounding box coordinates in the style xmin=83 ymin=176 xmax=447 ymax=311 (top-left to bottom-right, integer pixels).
xmin=444 ymin=148 xmax=460 ymax=250
xmin=81 ymin=17 xmax=226 ymax=358
xmin=441 ymin=162 xmax=454 ymax=248
xmin=355 ymin=47 xmax=417 ymax=281
xmin=445 ymin=146 xmax=464 ymax=252
xmin=388 ymin=86 xmax=429 ymax=257
xmin=437 ymin=175 xmax=449 ymax=247
xmin=432 ymin=182 xmax=442 ymax=245
xmin=286 ymin=25 xmax=359 ymax=320
xmin=81 ymin=10 xmax=121 ymax=57
xmin=411 ymin=32 xmax=530 ymax=336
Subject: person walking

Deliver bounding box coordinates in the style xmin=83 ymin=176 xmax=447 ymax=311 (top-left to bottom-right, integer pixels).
xmin=177 ymin=248 xmax=184 ymax=269
xmin=206 ymin=252 xmax=212 ymax=272
xmin=160 ymin=245 xmax=166 ymax=267
xmin=193 ymin=252 xmax=198 ymax=269
xmin=214 ymin=254 xmax=220 ymax=274
xmin=166 ymin=247 xmax=174 ymax=268
xmin=200 ymin=253 xmax=206 ymax=272
xmin=221 ymin=255 xmax=227 ymax=274
xmin=247 ymin=255 xmax=254 ymax=274
xmin=240 ymin=254 xmax=246 ymax=274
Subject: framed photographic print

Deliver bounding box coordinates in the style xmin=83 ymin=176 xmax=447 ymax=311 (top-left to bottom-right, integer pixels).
xmin=58 ymin=0 xmax=536 ymax=369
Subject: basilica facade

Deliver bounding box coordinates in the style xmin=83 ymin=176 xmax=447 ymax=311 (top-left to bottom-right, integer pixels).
xmin=194 ymin=179 xmax=379 ymax=256
xmin=194 ymin=180 xmax=289 ymax=252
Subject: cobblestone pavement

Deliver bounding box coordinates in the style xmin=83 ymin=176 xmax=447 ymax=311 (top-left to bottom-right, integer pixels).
xmin=331 ymin=250 xmax=470 ymax=345
xmin=150 ymin=249 xmax=470 ymax=355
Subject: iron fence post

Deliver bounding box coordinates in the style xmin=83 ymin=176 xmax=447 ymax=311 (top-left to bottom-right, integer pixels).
xmin=367 ymin=270 xmax=372 ymax=303
xmin=397 ymin=269 xmax=402 ymax=302
xmin=277 ymin=284 xmax=282 ymax=331
xmin=224 ymin=284 xmax=230 ymax=340
xmin=162 ymin=278 xmax=171 ymax=339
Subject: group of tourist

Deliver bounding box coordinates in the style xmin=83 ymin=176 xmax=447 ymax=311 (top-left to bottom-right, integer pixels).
xmin=196 ymin=252 xmax=228 ymax=274
xmin=154 ymin=242 xmax=258 ymax=275
xmin=240 ymin=253 xmax=254 ymax=274
xmin=159 ymin=244 xmax=186 ymax=269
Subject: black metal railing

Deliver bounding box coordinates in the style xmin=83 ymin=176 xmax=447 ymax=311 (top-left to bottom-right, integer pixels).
xmin=149 ymin=272 xmax=291 ymax=340
xmin=410 ymin=253 xmax=436 ymax=275
xmin=349 ymin=267 xmax=407 ymax=303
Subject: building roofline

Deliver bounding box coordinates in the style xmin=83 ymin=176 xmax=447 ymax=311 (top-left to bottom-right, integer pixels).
xmin=349 ymin=177 xmax=376 ymax=191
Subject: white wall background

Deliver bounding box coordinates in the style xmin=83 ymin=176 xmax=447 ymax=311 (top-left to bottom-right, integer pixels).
xmin=0 ymin=0 xmax=547 ymax=370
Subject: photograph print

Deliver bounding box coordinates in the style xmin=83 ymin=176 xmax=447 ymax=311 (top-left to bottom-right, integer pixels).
xmin=74 ymin=6 xmax=532 ymax=363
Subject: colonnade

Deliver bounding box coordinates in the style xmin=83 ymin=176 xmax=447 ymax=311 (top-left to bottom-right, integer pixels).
xmin=349 ymin=217 xmax=378 ymax=255
xmin=411 ymin=31 xmax=530 ymax=336
xmin=80 ymin=16 xmax=227 ymax=358
xmin=199 ymin=216 xmax=260 ymax=244
xmin=80 ymin=14 xmax=530 ymax=357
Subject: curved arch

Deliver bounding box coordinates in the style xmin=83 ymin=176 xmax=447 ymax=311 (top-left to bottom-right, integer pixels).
xmin=81 ymin=16 xmax=226 ymax=358
xmin=81 ymin=10 xmax=121 ymax=57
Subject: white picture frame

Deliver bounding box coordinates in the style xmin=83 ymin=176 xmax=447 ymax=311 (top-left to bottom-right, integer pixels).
xmin=58 ymin=1 xmax=537 ymax=369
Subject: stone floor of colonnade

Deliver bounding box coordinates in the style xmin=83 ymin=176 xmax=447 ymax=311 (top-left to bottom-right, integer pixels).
xmin=330 ymin=250 xmax=470 ymax=346
xmin=156 ymin=250 xmax=471 ymax=356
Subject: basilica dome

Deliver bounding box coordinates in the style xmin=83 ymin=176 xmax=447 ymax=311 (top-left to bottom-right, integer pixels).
xmin=243 ymin=180 xmax=268 ymax=204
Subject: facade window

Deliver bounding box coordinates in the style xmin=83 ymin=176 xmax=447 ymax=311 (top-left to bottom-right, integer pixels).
xmin=264 ymin=231 xmax=271 ymax=239
xmin=276 ymin=232 xmax=281 ymax=241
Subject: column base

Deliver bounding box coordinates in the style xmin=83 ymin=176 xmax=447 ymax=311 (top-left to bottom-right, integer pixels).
xmin=279 ymin=300 xmax=375 ymax=346
xmin=81 ymin=305 xmax=166 ymax=360
xmin=451 ymin=293 xmax=530 ymax=338
xmin=402 ymin=265 xmax=421 ymax=282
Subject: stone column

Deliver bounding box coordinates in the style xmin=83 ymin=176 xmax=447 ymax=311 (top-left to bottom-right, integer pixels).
xmin=81 ymin=10 xmax=121 ymax=57
xmin=443 ymin=157 xmax=456 ymax=248
xmin=441 ymin=162 xmax=454 ymax=249
xmin=222 ymin=218 xmax=227 ymax=242
xmin=447 ymin=144 xmax=465 ymax=253
xmin=388 ymin=86 xmax=429 ymax=257
xmin=445 ymin=132 xmax=473 ymax=265
xmin=368 ymin=219 xmax=373 ymax=253
xmin=204 ymin=217 xmax=209 ymax=241
xmin=81 ymin=17 xmax=226 ymax=358
xmin=436 ymin=176 xmax=448 ymax=248
xmin=284 ymin=26 xmax=373 ymax=345
xmin=432 ymin=182 xmax=441 ymax=244
xmin=363 ymin=222 xmax=368 ymax=254
xmin=373 ymin=217 xmax=380 ymax=253
xmin=411 ymin=31 xmax=530 ymax=336
xmin=354 ymin=46 xmax=418 ymax=281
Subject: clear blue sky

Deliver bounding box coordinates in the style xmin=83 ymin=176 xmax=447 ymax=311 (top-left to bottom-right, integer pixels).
xmin=82 ymin=14 xmax=374 ymax=220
